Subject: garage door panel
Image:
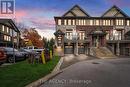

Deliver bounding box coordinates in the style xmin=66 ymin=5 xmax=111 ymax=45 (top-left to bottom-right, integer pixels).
xmin=64 ymin=45 xmax=74 ymax=54
xmin=78 ymin=46 xmax=85 ymax=54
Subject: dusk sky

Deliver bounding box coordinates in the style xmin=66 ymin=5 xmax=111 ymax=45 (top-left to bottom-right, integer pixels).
xmin=15 ymin=0 xmax=130 ymax=39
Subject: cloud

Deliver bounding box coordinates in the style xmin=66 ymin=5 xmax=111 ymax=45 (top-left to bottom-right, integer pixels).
xmin=107 ymin=0 xmax=130 ymax=8
xmin=36 ymin=29 xmax=55 ymax=40
xmin=29 ymin=17 xmax=55 ymax=29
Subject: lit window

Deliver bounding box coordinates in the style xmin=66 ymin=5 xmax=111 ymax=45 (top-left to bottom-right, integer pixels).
xmin=116 ymin=19 xmax=124 ymax=25
xmin=64 ymin=20 xmax=67 ymax=25
xmin=127 ymin=20 xmax=130 ymax=26
xmin=79 ymin=31 xmax=85 ymax=40
xmin=90 ymin=20 xmax=93 ymax=25
xmin=66 ymin=32 xmax=72 ymax=40
xmin=7 ymin=27 xmax=9 ymax=33
xmin=2 ymin=25 xmax=4 ymax=32
xmin=72 ymin=20 xmax=75 ymax=25
xmin=113 ymin=30 xmax=122 ymax=40
xmin=58 ymin=19 xmax=61 ymax=25
xmin=79 ymin=20 xmax=81 ymax=25
xmin=68 ymin=20 xmax=71 ymax=25
xmin=95 ymin=20 xmax=99 ymax=25
xmin=4 ymin=35 xmax=6 ymax=41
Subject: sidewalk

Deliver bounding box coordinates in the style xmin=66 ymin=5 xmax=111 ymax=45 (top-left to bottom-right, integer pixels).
xmin=60 ymin=54 xmax=98 ymax=69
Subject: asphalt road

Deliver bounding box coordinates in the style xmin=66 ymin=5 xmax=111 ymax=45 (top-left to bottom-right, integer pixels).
xmin=40 ymin=58 xmax=130 ymax=87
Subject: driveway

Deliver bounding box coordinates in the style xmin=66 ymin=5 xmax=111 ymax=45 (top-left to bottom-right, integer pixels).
xmin=60 ymin=54 xmax=98 ymax=69
xmin=40 ymin=57 xmax=130 ymax=87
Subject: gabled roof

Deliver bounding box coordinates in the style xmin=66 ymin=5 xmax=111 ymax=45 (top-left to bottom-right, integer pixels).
xmin=0 ymin=19 xmax=20 ymax=32
xmin=101 ymin=5 xmax=129 ymax=17
xmin=62 ymin=5 xmax=90 ymax=17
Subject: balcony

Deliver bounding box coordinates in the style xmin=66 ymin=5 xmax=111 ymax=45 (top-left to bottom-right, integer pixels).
xmin=64 ymin=36 xmax=90 ymax=43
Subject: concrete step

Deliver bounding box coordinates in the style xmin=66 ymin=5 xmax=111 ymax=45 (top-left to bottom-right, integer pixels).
xmin=90 ymin=47 xmax=116 ymax=58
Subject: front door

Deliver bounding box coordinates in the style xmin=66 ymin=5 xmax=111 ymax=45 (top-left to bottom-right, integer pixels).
xmin=92 ymin=36 xmax=103 ymax=47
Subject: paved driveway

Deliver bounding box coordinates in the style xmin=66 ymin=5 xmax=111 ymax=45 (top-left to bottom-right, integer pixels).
xmin=60 ymin=54 xmax=97 ymax=69
xmin=40 ymin=58 xmax=130 ymax=87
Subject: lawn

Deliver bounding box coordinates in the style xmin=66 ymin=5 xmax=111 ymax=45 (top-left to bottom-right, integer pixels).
xmin=0 ymin=56 xmax=60 ymax=87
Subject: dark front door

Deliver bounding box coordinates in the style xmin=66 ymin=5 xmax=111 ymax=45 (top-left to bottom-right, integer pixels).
xmin=92 ymin=36 xmax=104 ymax=47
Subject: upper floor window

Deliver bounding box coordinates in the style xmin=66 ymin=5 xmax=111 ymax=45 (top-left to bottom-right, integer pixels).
xmin=64 ymin=19 xmax=67 ymax=25
xmin=90 ymin=20 xmax=93 ymax=25
xmin=2 ymin=25 xmax=4 ymax=32
xmin=103 ymin=20 xmax=111 ymax=26
xmin=7 ymin=27 xmax=9 ymax=33
xmin=95 ymin=20 xmax=99 ymax=25
xmin=116 ymin=19 xmax=124 ymax=25
xmin=127 ymin=20 xmax=130 ymax=26
xmin=58 ymin=19 xmax=61 ymax=25
xmin=68 ymin=19 xmax=71 ymax=25
xmin=72 ymin=20 xmax=75 ymax=25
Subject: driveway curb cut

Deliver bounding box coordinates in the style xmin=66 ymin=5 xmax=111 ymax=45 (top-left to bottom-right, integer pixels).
xmin=25 ymin=57 xmax=64 ymax=87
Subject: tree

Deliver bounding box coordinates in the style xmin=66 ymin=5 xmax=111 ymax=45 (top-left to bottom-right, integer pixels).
xmin=22 ymin=28 xmax=43 ymax=48
xmin=49 ymin=38 xmax=55 ymax=50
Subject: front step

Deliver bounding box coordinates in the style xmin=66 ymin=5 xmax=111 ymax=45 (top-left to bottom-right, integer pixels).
xmin=90 ymin=47 xmax=116 ymax=59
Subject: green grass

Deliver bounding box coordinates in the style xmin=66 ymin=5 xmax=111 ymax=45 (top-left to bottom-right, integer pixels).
xmin=0 ymin=56 xmax=60 ymax=87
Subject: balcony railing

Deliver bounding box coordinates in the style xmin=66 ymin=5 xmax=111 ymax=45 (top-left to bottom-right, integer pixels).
xmin=64 ymin=36 xmax=90 ymax=43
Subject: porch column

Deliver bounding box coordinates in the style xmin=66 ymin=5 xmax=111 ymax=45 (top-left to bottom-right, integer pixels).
xmin=112 ymin=44 xmax=115 ymax=54
xmin=116 ymin=42 xmax=120 ymax=56
xmin=76 ymin=42 xmax=78 ymax=55
xmin=85 ymin=45 xmax=87 ymax=55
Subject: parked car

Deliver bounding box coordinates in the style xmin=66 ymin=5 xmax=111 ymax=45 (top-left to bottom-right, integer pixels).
xmin=0 ymin=47 xmax=27 ymax=63
xmin=22 ymin=46 xmax=44 ymax=54
xmin=0 ymin=49 xmax=6 ymax=65
xmin=19 ymin=48 xmax=31 ymax=58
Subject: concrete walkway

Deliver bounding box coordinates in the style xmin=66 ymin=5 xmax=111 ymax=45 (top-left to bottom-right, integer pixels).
xmin=60 ymin=54 xmax=98 ymax=69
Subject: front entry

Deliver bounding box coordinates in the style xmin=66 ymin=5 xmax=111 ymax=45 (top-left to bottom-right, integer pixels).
xmin=92 ymin=36 xmax=104 ymax=47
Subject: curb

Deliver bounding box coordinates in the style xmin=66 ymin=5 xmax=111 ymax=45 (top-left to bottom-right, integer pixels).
xmin=52 ymin=57 xmax=64 ymax=73
xmin=25 ymin=57 xmax=64 ymax=87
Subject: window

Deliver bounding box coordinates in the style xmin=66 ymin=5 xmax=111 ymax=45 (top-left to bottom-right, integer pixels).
xmin=113 ymin=30 xmax=122 ymax=40
xmin=64 ymin=19 xmax=67 ymax=25
xmin=95 ymin=20 xmax=99 ymax=25
xmin=4 ymin=35 xmax=6 ymax=41
xmin=90 ymin=20 xmax=93 ymax=25
xmin=83 ymin=20 xmax=86 ymax=25
xmin=7 ymin=27 xmax=9 ymax=33
xmin=103 ymin=20 xmax=111 ymax=26
xmin=116 ymin=19 xmax=124 ymax=25
xmin=79 ymin=31 xmax=85 ymax=40
xmin=58 ymin=19 xmax=61 ymax=25
xmin=2 ymin=25 xmax=4 ymax=32
xmin=127 ymin=20 xmax=130 ymax=26
xmin=78 ymin=20 xmax=81 ymax=25
xmin=57 ymin=35 xmax=62 ymax=46
xmin=66 ymin=31 xmax=72 ymax=40
xmin=68 ymin=19 xmax=71 ymax=25
xmin=72 ymin=20 xmax=75 ymax=25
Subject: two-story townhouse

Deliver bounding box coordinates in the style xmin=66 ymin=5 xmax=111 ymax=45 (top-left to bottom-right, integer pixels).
xmin=54 ymin=5 xmax=130 ymax=56
xmin=0 ymin=19 xmax=20 ymax=48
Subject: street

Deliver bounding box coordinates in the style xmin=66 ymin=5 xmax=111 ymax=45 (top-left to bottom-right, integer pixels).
xmin=40 ymin=57 xmax=130 ymax=87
